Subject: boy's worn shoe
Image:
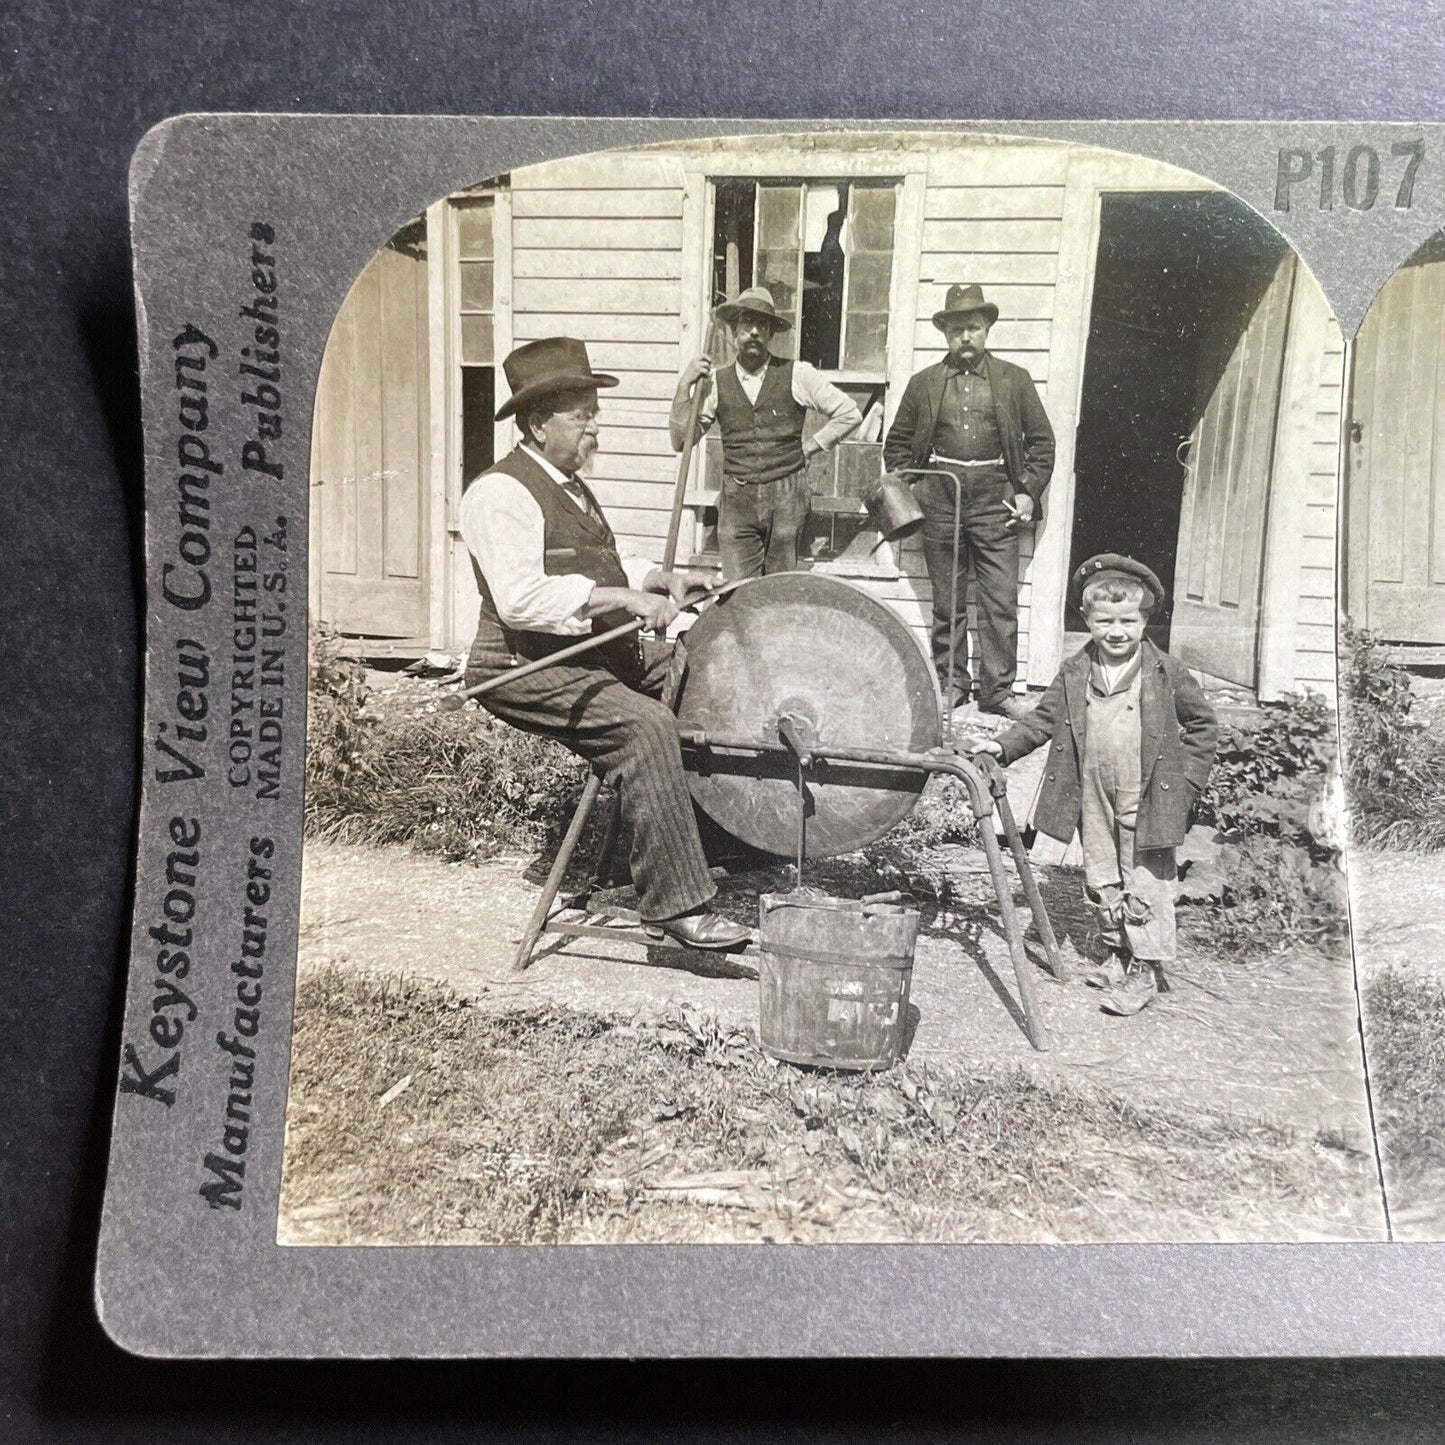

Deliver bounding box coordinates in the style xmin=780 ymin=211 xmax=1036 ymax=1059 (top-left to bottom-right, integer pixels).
xmin=1082 ymin=952 xmax=1129 ymax=990
xmin=979 ymin=695 xmax=1031 ymax=721
xmin=1099 ymin=963 xmax=1159 ymax=1016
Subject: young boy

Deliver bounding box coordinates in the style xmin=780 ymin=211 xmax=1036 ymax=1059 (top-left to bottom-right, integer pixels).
xmin=973 ymin=554 xmax=1219 ymax=1015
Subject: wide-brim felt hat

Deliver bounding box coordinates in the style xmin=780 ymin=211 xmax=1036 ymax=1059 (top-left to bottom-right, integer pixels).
xmin=496 ymin=337 xmax=618 ymax=420
xmin=713 ymin=285 xmax=793 ymax=331
xmin=1071 ymin=553 xmax=1167 ymax=612
xmin=932 ymin=282 xmax=999 ymax=330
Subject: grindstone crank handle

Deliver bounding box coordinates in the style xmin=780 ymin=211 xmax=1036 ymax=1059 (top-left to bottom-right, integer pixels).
xmin=439 ymin=579 xmax=739 ymax=711
xmin=439 ymin=618 xmax=645 ymax=709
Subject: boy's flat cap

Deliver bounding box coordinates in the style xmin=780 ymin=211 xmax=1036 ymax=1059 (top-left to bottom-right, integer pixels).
xmin=1071 ymin=553 xmax=1166 ymax=612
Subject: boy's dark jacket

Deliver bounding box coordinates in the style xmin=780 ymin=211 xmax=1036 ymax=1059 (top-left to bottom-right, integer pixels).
xmin=993 ymin=640 xmax=1219 ymax=850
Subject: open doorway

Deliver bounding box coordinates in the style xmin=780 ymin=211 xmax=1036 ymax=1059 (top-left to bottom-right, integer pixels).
xmin=1069 ymin=192 xmax=1292 ymax=654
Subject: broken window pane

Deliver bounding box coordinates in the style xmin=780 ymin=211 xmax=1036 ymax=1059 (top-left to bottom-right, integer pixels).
xmin=709 ymin=177 xmax=899 ymax=377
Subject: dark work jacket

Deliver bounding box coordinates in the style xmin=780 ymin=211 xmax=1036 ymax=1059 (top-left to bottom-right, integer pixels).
xmin=468 ymin=445 xmax=639 ymax=679
xmin=883 ymin=353 xmax=1056 ymax=514
xmin=993 ymin=641 xmax=1219 ymax=850
xmin=715 ymin=356 xmax=808 ymax=484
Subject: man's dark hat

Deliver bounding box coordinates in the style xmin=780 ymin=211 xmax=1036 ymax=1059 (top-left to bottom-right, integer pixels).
xmin=714 ymin=285 xmax=794 ymax=332
xmin=1071 ymin=553 xmax=1167 ymax=612
xmin=932 ymin=282 xmax=999 ymax=330
xmin=496 ymin=337 xmax=618 ymax=421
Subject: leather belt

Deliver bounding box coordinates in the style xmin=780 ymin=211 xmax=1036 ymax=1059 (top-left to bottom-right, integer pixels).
xmin=932 ymin=454 xmax=1005 ymax=467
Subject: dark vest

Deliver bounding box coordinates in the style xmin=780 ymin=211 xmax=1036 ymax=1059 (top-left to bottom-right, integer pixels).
xmin=715 ymin=357 xmax=807 ymax=484
xmin=468 ymin=446 xmax=639 ymax=679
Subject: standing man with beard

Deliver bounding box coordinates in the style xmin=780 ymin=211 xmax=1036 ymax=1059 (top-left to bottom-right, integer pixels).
xmin=461 ymin=338 xmax=750 ymax=952
xmin=670 ymin=286 xmax=861 ymax=580
xmin=885 ymin=284 xmax=1056 ymax=719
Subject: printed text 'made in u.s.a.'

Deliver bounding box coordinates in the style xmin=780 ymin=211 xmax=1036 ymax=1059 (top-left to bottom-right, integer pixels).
xmin=229 ymin=521 xmax=289 ymax=799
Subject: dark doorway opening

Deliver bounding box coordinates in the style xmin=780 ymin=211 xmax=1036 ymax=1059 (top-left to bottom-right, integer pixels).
xmin=1069 ymin=192 xmax=1291 ymax=649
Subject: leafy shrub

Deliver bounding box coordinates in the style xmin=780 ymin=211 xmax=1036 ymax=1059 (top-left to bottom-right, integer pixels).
xmin=304 ymin=627 xmax=588 ymax=860
xmin=1184 ymin=689 xmax=1347 ymax=954
xmin=1340 ymin=623 xmax=1445 ymax=850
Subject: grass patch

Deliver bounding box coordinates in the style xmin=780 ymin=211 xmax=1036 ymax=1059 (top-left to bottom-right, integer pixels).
xmin=279 ymin=963 xmax=1360 ymax=1246
xmin=1342 ymin=624 xmax=1445 ymax=850
xmin=305 ymin=629 xmax=587 ymax=860
xmin=1365 ymin=966 xmax=1445 ymax=1212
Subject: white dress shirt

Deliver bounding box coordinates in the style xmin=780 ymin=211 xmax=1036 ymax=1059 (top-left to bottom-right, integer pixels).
xmin=459 ymin=445 xmax=656 ymax=636
xmin=696 ymin=358 xmax=862 ymax=454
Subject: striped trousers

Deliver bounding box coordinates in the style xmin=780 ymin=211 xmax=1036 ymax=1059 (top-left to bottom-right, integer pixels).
xmin=464 ymin=640 xmax=716 ymax=921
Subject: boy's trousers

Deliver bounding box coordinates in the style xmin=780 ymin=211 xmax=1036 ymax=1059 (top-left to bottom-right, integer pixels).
xmin=1079 ymin=669 xmax=1177 ymax=963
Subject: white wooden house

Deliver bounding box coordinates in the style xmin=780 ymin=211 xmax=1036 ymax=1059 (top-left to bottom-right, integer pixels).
xmin=1344 ymin=233 xmax=1445 ymax=655
xmin=309 ymin=133 xmax=1342 ymax=701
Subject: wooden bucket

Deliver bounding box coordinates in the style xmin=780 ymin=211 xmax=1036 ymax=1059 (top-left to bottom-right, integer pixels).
xmin=757 ymin=891 xmax=919 ymax=1071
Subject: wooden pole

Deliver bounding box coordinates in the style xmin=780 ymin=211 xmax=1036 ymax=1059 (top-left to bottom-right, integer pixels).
xmin=662 ymin=318 xmax=718 ymax=572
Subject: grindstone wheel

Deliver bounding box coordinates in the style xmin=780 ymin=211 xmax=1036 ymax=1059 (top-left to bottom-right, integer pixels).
xmin=674 ymin=573 xmax=942 ymax=857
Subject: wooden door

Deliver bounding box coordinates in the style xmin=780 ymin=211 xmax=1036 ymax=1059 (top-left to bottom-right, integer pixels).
xmin=1347 ymin=255 xmax=1445 ymax=641
xmin=313 ymin=236 xmax=430 ymax=641
xmin=1171 ymin=254 xmax=1297 ymax=685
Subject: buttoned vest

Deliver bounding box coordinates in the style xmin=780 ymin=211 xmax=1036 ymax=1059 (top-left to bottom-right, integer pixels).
xmin=468 ymin=447 xmax=637 ymax=675
xmin=715 ymin=357 xmax=807 ymax=484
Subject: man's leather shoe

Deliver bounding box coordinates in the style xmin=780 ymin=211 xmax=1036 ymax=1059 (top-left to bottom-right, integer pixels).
xmin=643 ymin=908 xmax=752 ymax=952
xmin=979 ymin=695 xmax=1031 ymax=721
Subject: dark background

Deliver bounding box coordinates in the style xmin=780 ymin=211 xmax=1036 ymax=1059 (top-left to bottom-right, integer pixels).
xmin=6 ymin=2 xmax=1445 ymax=1439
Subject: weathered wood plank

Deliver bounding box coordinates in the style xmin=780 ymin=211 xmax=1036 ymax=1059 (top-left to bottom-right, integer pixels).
xmin=378 ymin=248 xmax=423 ymax=581
xmin=920 ymin=218 xmax=1063 ymax=254
xmin=595 ymin=424 xmax=675 ymax=456
xmin=513 ymin=276 xmax=680 ymax=314
xmin=925 ymin=145 xmax=1071 ymax=186
xmin=513 ymin=216 xmax=685 ymax=251
xmin=923 ymin=185 xmax=1066 ymax=220
xmin=513 ymin=311 xmax=682 ymax=343
xmin=607 ymin=372 xmax=683 ymax=401
xmin=919 ymin=252 xmax=1059 ymax=285
xmin=589 ymin=478 xmax=676 ymax=511
xmin=586 ymin=451 xmax=684 ymax=483
xmin=513 ymin=248 xmax=684 ymax=281
xmin=512 ymin=188 xmax=685 ymax=218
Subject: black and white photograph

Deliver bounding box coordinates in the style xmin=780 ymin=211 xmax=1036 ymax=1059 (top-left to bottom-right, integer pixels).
xmin=1340 ymin=227 xmax=1445 ymax=1242
xmin=276 ymin=130 xmax=1382 ymax=1248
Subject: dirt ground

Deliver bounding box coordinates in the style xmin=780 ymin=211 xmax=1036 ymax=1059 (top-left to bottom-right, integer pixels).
xmin=291 ymin=834 xmax=1388 ymax=1242
xmin=1349 ymin=848 xmax=1445 ymax=1239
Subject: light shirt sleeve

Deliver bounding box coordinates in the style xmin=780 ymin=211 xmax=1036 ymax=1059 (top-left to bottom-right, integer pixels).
xmin=695 ymin=382 xmax=720 ymax=433
xmin=458 ymin=472 xmax=594 ymax=636
xmin=620 ymin=554 xmax=657 ymax=589
xmin=792 ymin=360 xmax=863 ymax=453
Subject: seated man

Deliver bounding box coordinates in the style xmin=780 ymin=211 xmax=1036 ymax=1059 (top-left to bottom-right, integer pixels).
xmin=460 ymin=337 xmax=749 ymax=951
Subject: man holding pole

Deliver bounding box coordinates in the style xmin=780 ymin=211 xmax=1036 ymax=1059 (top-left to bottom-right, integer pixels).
xmin=670 ymin=286 xmax=861 ymax=580
xmin=884 ymin=284 xmax=1055 ymax=719
xmin=460 ymin=337 xmax=750 ymax=951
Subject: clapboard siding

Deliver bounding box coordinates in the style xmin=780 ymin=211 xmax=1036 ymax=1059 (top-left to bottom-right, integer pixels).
xmin=1295 ymin=322 xmax=1345 ymax=690
xmin=919 ymin=252 xmax=1060 ymax=285
xmin=923 ymin=186 xmax=1067 ymax=219
xmin=504 ymin=155 xmax=690 ymax=562
xmin=513 ymin=249 xmax=683 ymax=280
xmin=514 ymin=217 xmax=686 ymax=251
xmin=512 ymin=189 xmax=685 ymax=218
